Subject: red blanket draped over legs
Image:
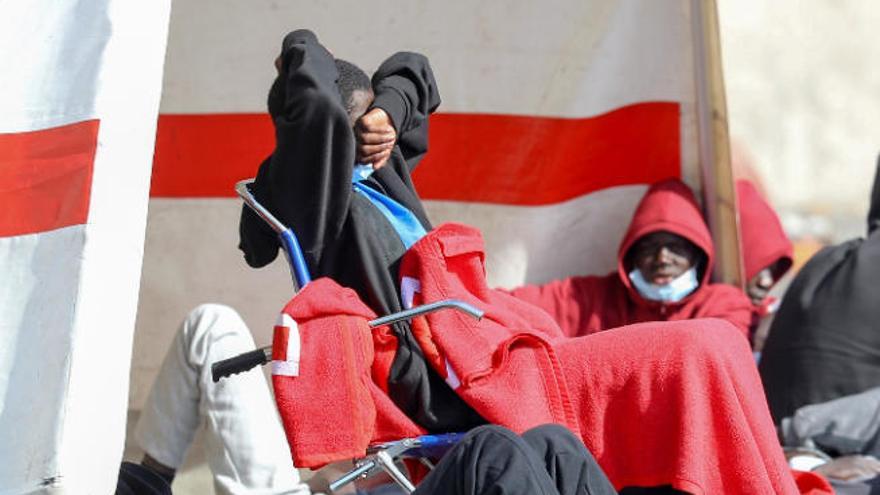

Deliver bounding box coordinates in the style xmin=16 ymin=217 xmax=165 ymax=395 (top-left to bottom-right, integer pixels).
xmin=553 ymin=320 xmax=794 ymax=493
xmin=273 ymin=224 xmax=828 ymax=494
xmin=395 ymin=223 xmax=803 ymax=494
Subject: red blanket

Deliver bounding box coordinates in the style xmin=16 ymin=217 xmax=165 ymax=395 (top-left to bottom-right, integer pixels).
xmin=270 ymin=280 xmax=423 ymax=468
xmin=272 ymin=223 xmax=827 ymax=494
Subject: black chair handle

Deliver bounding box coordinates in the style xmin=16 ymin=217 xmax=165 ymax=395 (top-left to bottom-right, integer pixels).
xmin=211 ymin=348 xmax=270 ymax=383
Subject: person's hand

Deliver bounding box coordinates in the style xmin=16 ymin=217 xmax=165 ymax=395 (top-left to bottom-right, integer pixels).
xmin=813 ymin=455 xmax=880 ymax=482
xmin=355 ymin=108 xmax=396 ymax=170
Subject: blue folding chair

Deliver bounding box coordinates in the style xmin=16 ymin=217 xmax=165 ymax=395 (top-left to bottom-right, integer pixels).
xmin=211 ymin=179 xmax=481 ymax=493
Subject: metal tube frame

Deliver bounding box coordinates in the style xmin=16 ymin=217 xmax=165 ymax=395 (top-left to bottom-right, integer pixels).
xmin=240 ymin=299 xmax=483 ymax=375
xmin=236 ymin=179 xmax=311 ymax=290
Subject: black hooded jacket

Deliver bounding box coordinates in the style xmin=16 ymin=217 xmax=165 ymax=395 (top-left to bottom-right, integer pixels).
xmin=238 ymin=30 xmax=484 ymax=432
xmin=759 ymin=156 xmax=880 ymax=423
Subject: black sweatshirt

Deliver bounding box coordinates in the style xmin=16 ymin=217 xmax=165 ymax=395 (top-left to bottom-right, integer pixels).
xmin=759 ymin=156 xmax=880 ymax=423
xmin=239 ymin=30 xmax=484 ymax=432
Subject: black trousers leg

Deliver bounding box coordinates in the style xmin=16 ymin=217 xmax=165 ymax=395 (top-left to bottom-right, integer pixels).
xmin=521 ymin=424 xmax=618 ymax=495
xmin=413 ymin=424 xmax=617 ymax=495
xmin=413 ymin=425 xmax=559 ymax=495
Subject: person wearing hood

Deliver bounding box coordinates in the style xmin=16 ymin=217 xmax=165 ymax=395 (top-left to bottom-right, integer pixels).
xmin=735 ymin=179 xmax=794 ymax=351
xmin=758 ymin=157 xmax=880 ymax=489
xmin=760 ymin=156 xmax=880 ymax=422
xmin=239 ymin=30 xmax=484 ymax=433
xmin=508 ymin=179 xmax=753 ymax=339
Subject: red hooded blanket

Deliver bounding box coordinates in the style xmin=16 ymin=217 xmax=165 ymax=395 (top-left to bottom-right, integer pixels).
xmin=736 ymin=179 xmax=793 ymax=286
xmin=736 ymin=179 xmax=794 ymax=325
xmin=272 ymin=223 xmax=815 ymax=494
xmin=508 ymin=179 xmax=753 ymax=338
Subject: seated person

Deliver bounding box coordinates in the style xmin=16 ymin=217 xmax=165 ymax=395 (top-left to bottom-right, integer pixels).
xmin=238 ymin=30 xmax=432 ymax=319
xmin=735 ymin=179 xmax=793 ymax=351
xmin=239 ymin=29 xmax=483 ymax=434
xmin=759 ymin=157 xmax=880 ymax=489
xmin=507 ymin=179 xmax=752 ymax=338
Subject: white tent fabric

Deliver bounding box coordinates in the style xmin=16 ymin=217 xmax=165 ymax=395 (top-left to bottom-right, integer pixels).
xmin=0 ymin=1 xmax=170 ymax=493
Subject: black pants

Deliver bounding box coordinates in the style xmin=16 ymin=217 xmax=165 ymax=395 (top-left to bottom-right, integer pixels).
xmin=413 ymin=424 xmax=617 ymax=495
xmin=116 ymin=462 xmax=172 ymax=495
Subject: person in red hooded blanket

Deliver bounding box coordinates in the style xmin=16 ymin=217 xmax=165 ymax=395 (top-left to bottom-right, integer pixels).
xmin=507 ymin=179 xmax=753 ymax=339
xmin=735 ymin=179 xmax=794 ymax=351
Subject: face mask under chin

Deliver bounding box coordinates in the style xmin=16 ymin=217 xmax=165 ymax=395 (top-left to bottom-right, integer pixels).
xmin=628 ymin=266 xmax=700 ymax=303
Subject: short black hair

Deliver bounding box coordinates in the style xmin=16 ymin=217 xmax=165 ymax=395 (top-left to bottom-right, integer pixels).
xmin=335 ymin=59 xmax=372 ymax=116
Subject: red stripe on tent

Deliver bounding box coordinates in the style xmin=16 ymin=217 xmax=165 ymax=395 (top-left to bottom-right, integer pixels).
xmin=415 ymin=102 xmax=679 ymax=205
xmin=150 ymin=102 xmax=679 ymax=205
xmin=0 ymin=120 xmax=99 ymax=237
xmin=151 ymin=113 xmax=275 ymax=199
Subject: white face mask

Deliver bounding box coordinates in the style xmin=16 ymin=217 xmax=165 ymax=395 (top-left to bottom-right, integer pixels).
xmin=628 ymin=266 xmax=700 ymax=303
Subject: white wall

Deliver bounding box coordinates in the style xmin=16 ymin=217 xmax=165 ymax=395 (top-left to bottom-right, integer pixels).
xmin=720 ymin=0 xmax=880 ymax=241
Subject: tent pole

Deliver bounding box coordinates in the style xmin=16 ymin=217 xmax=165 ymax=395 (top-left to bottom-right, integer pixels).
xmin=691 ymin=0 xmax=743 ymax=287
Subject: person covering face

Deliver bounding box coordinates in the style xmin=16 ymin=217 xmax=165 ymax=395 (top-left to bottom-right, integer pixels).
xmin=239 ymin=30 xmax=484 ymax=432
xmin=508 ymin=179 xmax=753 ymax=338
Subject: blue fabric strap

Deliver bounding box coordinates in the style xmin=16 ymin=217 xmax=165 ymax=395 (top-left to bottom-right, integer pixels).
xmin=352 ymin=165 xmax=427 ymax=249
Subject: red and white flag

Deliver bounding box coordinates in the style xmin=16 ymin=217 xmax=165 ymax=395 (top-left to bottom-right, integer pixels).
xmin=134 ymin=0 xmax=730 ymax=405
xmin=0 ymin=1 xmax=170 ymax=492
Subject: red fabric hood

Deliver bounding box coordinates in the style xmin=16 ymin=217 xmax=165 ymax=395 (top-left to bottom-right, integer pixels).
xmin=736 ymin=180 xmax=793 ymax=282
xmin=617 ymin=179 xmax=714 ymax=295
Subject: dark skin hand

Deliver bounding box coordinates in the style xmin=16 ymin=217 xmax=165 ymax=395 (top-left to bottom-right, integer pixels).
xmin=629 ymin=231 xmax=701 ymax=285
xmin=273 ymin=54 xmax=395 ymax=169
xmin=355 ymin=108 xmax=396 ymax=169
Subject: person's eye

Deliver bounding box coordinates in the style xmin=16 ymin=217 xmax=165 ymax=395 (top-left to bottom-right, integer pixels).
xmin=672 ymin=243 xmax=692 ymax=255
